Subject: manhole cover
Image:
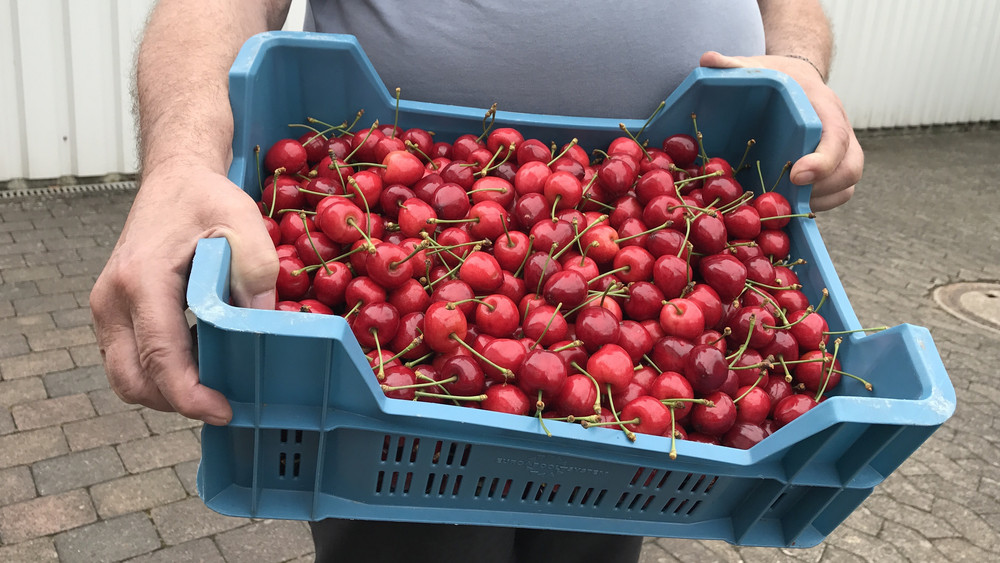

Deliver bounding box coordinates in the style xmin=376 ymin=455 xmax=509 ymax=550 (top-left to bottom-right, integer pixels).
xmin=933 ymin=281 xmax=1000 ymax=335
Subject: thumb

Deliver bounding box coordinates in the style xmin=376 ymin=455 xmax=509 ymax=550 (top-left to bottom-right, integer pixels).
xmin=225 ymin=199 xmax=280 ymax=310
xmin=699 ymin=51 xmax=747 ymax=69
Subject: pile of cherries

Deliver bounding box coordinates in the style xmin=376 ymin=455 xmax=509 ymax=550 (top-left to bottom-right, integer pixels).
xmin=255 ymin=109 xmax=864 ymax=455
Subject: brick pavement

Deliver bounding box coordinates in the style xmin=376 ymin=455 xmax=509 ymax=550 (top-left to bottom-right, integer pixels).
xmin=0 ymin=128 xmax=997 ymax=562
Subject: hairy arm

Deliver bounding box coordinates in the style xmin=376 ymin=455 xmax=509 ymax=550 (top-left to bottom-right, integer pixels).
xmin=91 ymin=0 xmax=291 ymax=425
xmin=701 ymin=0 xmax=862 ymax=211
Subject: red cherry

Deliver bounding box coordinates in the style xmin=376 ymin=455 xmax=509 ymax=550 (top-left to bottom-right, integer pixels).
xmin=553 ymin=373 xmax=599 ymax=417
xmin=615 ymin=320 xmax=654 ymax=363
xmin=264 ymin=138 xmax=308 ymax=174
xmin=753 ymin=191 xmax=793 ymax=229
xmin=621 ymin=395 xmax=672 ymax=436
xmin=518 ymin=348 xmax=568 ymax=399
xmin=649 ymin=371 xmax=695 ymax=422
xmin=721 ymin=422 xmax=768 ymax=450
xmin=352 ymin=302 xmax=400 ymax=348
xmin=312 ymin=261 xmax=353 ymax=307
xmin=659 ymin=298 xmax=705 ymax=341
xmin=683 ymin=343 xmax=728 ymax=395
xmin=772 ymin=393 xmax=818 ymax=427
xmin=459 ymin=251 xmax=504 ymax=293
xmin=521 ymin=305 xmax=568 ymax=348
xmin=542 ymin=270 xmax=589 ymax=310
xmin=794 ymin=350 xmax=842 ymax=393
xmin=755 ymin=229 xmax=791 ymax=261
xmin=661 ymin=134 xmax=698 ymax=168
xmin=690 ymin=391 xmax=736 ymax=436
xmin=475 ymin=294 xmax=520 ymax=338
xmin=481 ymin=338 xmax=527 ymax=383
xmin=734 ymin=386 xmax=771 ymax=425
xmin=482 ymin=384 xmax=531 ymax=416
xmin=787 ymin=309 xmax=829 ymax=351
xmin=698 ymin=253 xmax=748 ymax=302
xmin=276 ymin=256 xmax=310 ymax=301
xmin=585 ymin=344 xmax=633 ymax=394
xmin=423 ymin=301 xmax=467 ymax=353
xmin=574 ymin=306 xmax=622 ymax=353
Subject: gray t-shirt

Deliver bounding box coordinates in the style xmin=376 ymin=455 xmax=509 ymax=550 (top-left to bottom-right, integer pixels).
xmin=304 ymin=1 xmax=765 ymax=119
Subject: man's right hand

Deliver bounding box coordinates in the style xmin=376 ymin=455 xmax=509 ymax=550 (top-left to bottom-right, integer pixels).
xmin=90 ymin=161 xmax=278 ymax=426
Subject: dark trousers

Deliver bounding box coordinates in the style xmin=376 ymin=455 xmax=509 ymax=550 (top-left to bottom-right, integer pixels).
xmin=310 ymin=519 xmax=644 ymax=563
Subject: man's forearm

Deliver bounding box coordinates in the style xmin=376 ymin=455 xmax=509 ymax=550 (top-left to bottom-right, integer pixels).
xmin=757 ymin=0 xmax=833 ymax=81
xmin=135 ymin=0 xmax=291 ymax=177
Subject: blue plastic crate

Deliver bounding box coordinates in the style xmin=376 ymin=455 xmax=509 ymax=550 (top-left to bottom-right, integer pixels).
xmin=189 ymin=32 xmax=956 ymax=548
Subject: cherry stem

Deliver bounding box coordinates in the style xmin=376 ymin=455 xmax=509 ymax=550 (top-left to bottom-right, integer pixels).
xmin=662 ymin=300 xmax=684 ymax=315
xmin=371 ymin=329 xmax=386 ymax=381
xmin=690 ymin=113 xmax=709 ymax=165
xmin=534 ymin=242 xmax=560 ymax=297
xmin=530 ymin=302 xmax=563 ymax=350
xmin=823 ymin=326 xmax=889 ymax=335
xmin=477 ymin=142 xmax=516 ymax=177
xmin=343 ymin=301 xmax=363 ymax=318
xmin=296 ymin=215 xmax=331 ymax=276
xmin=547 ymin=138 xmax=579 ymax=167
xmin=267 ymin=167 xmax=286 ymax=219
xmin=550 ymin=195 xmax=562 ymax=222
xmin=667 ymin=405 xmax=678 ymax=460
xmin=565 ymin=284 xmax=622 ymax=317
xmin=581 ymin=196 xmax=615 ymax=211
xmin=346 ymin=218 xmax=375 ymax=249
xmin=404 ymin=351 xmax=435 ymax=368
xmin=414 ymin=390 xmax=487 ymax=402
xmin=761 ymin=212 xmax=817 ymax=222
xmin=390 ymin=242 xmax=429 ymax=269
xmin=778 ymin=354 xmax=794 ymax=383
xmin=476 ymin=103 xmax=498 ymax=143
xmin=745 ymin=279 xmax=802 ymax=292
xmin=815 ymin=337 xmax=843 ymax=401
xmin=589 ymin=265 xmax=629 ymax=286
xmin=717 ymin=191 xmax=757 ymax=214
xmin=382 ymin=375 xmax=457 ymax=393
xmin=343 ymin=119 xmax=379 ymax=162
xmin=571 ymin=364 xmax=604 ymax=415
xmin=727 ymin=314 xmax=757 ymax=367
xmin=771 ymin=161 xmax=793 ymax=192
xmin=450 ymin=334 xmax=513 ymax=380
xmin=375 ymin=336 xmax=425 ymax=372
xmin=553 ymin=214 xmax=608 ymax=261
xmin=636 ymin=100 xmax=665 ymax=139
xmin=254 ymin=145 xmax=263 ymax=201
xmin=447 ymin=298 xmax=494 ymax=311
xmin=404 ymin=140 xmax=435 ymax=165
xmin=735 ymin=139 xmax=756 ymax=174
xmin=605 ymin=383 xmax=637 ymax=442
xmin=814 ymin=288 xmax=830 ymax=313
xmin=552 ymin=340 xmax=584 ymax=353
xmin=660 ymin=398 xmax=714 ymax=409
xmin=513 ymin=235 xmax=535 ymax=278
xmin=744 ymin=285 xmax=790 ymax=325
xmin=617 ymin=122 xmax=651 ymax=161
xmin=642 ymin=354 xmax=661 ymax=372
xmin=614 ymin=220 xmax=672 ymax=244
xmin=733 ymin=370 xmax=767 ymax=403
xmin=833 ymin=369 xmax=874 ymax=392
xmin=535 ymin=389 xmax=552 ymax=437
xmin=413 ymin=372 xmax=460 ymax=404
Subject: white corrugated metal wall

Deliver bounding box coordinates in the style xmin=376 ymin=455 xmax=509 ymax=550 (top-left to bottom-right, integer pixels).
xmin=1 ymin=0 xmax=998 ymax=182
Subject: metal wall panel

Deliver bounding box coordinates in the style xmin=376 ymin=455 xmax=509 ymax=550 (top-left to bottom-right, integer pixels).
xmin=1 ymin=0 xmax=998 ymax=181
xmin=824 ymin=0 xmax=1000 ymax=129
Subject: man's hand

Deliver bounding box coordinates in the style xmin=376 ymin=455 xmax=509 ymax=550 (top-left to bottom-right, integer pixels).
xmin=700 ymin=51 xmax=863 ymax=211
xmin=90 ymin=162 xmax=278 ymax=425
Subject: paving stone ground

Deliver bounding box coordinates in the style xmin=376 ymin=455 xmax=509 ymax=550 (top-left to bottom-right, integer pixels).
xmin=1 ymin=128 xmax=997 ymax=562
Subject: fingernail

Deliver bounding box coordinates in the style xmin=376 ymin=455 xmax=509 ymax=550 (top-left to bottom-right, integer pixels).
xmin=204 ymin=415 xmax=230 ymax=426
xmin=250 ymin=290 xmax=276 ymax=310
xmin=795 ymin=171 xmax=815 ymax=185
